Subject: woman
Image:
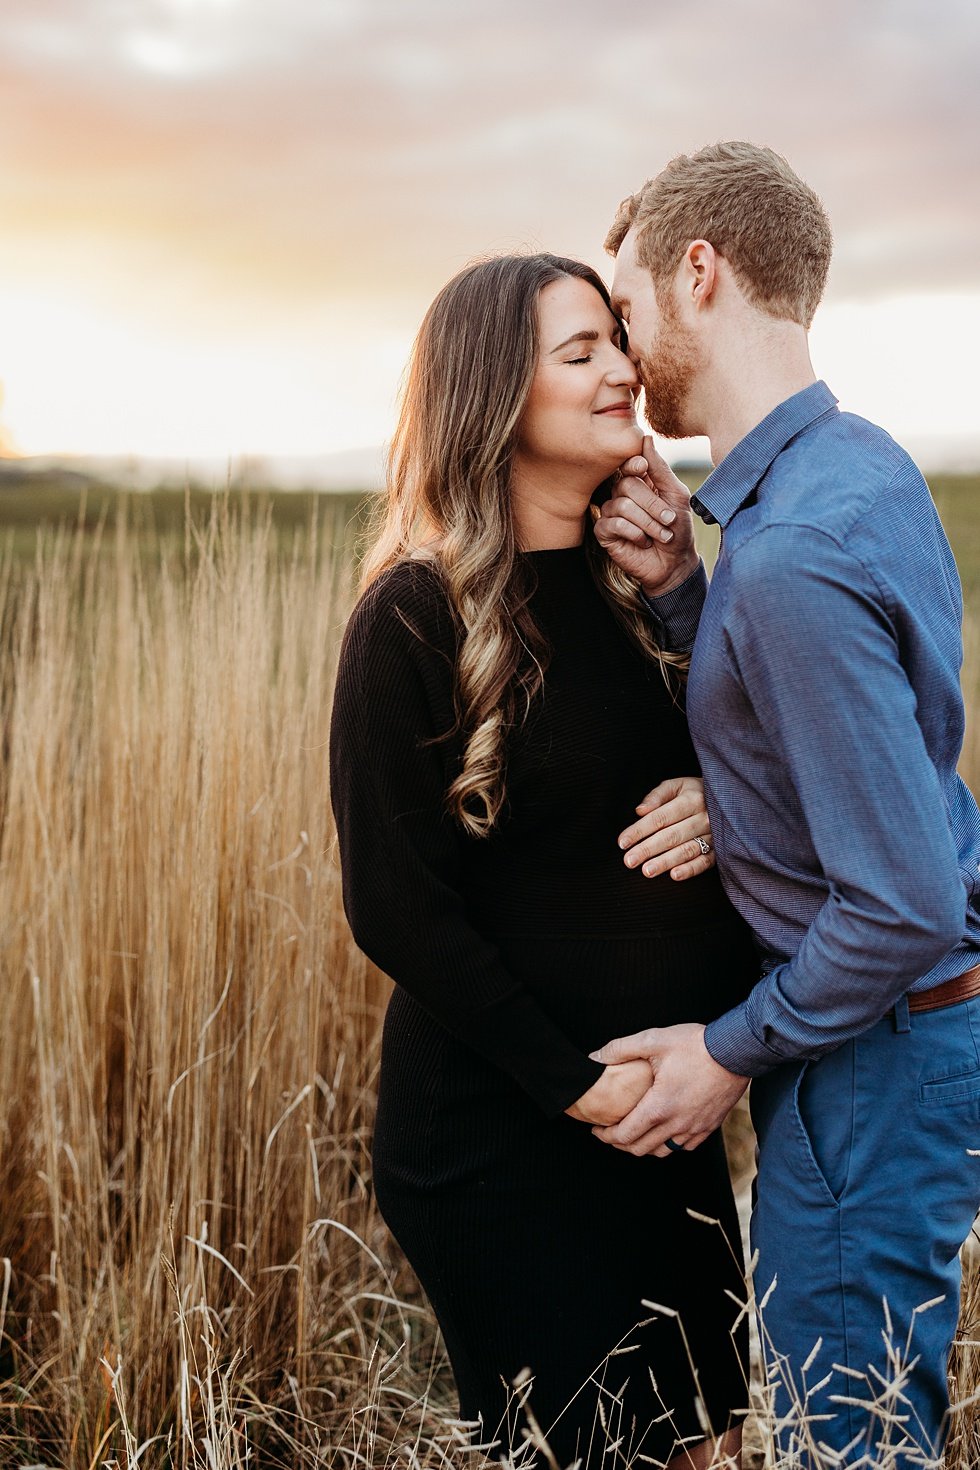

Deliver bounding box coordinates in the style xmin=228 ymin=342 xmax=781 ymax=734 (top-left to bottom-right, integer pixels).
xmin=329 ymin=254 xmax=757 ymax=1468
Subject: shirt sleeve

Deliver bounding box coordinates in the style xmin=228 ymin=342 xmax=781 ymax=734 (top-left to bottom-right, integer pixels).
xmin=329 ymin=574 xmax=605 ymax=1116
xmin=703 ymin=523 xmax=965 ymax=1076
xmin=642 ymin=559 xmax=708 ymax=653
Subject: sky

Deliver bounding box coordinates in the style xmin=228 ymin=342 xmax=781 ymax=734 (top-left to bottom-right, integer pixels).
xmin=0 ymin=0 xmax=978 ymax=472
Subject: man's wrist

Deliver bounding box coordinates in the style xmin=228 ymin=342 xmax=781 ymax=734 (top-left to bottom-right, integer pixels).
xmin=640 ymin=552 xmax=701 ymax=601
xmin=703 ymin=1004 xmax=783 ymax=1078
xmin=641 ymin=558 xmax=708 ymax=654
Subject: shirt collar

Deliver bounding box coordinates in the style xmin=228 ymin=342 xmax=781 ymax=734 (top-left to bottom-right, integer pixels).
xmin=690 ymin=380 xmax=839 ymax=529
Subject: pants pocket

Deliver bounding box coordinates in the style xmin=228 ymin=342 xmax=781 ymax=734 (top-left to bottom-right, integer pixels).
xmin=793 ymin=1046 xmax=855 ymax=1207
xmin=918 ymin=997 xmax=980 ymax=1106
xmin=919 ymin=1066 xmax=980 ymax=1105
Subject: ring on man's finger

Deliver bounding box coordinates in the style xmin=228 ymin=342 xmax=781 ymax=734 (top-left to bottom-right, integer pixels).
xmin=696 ymin=836 xmax=712 ymax=856
xmin=664 ymin=1137 xmax=684 ymax=1153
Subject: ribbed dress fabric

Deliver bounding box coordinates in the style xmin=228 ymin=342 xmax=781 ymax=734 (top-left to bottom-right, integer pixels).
xmin=329 ymin=545 xmax=757 ymax=1467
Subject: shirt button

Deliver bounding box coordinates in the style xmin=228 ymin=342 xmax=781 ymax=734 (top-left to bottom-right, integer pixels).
xmin=690 ymin=495 xmax=718 ymax=526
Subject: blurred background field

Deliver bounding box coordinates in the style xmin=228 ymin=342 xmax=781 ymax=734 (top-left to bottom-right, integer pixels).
xmin=2 ymin=466 xmax=980 ymax=591
xmin=0 ymin=476 xmax=976 ymax=1469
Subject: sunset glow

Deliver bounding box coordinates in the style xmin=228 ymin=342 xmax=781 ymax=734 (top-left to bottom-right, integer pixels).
xmin=0 ymin=280 xmax=411 ymax=459
xmin=0 ymin=1 xmax=977 ymax=471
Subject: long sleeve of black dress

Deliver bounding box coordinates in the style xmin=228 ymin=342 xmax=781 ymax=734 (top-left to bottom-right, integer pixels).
xmin=329 ymin=559 xmax=605 ymax=1117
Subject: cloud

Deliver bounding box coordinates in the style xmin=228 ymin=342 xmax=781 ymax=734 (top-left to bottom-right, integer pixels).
xmin=0 ymin=2 xmax=977 ymax=343
xmin=0 ymin=0 xmax=975 ymax=458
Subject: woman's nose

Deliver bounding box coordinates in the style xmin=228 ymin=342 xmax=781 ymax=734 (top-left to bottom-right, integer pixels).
xmin=608 ymin=351 xmax=639 ymax=386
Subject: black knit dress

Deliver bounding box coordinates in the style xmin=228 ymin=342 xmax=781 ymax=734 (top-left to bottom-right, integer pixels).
xmin=329 ymin=546 xmax=757 ymax=1467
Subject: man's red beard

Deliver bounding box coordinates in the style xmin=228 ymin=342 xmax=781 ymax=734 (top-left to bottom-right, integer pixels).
xmin=635 ymin=306 xmax=701 ymax=440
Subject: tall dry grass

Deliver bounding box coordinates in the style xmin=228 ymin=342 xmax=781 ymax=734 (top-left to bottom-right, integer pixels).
xmin=0 ymin=500 xmax=977 ymax=1468
xmin=0 ymin=503 xmax=463 ymax=1467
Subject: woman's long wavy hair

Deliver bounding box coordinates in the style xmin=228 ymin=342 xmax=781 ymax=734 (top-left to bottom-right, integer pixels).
xmin=361 ymin=253 xmax=688 ymax=838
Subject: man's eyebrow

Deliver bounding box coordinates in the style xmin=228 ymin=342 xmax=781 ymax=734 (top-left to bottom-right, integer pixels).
xmin=610 ymin=295 xmax=628 ymax=317
xmin=548 ymin=328 xmax=600 ymax=354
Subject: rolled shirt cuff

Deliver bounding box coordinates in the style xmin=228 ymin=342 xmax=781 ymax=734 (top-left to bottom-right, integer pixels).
xmin=642 ymin=559 xmax=708 ymax=653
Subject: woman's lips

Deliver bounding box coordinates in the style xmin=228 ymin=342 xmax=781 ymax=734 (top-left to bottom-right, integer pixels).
xmin=595 ymin=403 xmax=636 ymax=416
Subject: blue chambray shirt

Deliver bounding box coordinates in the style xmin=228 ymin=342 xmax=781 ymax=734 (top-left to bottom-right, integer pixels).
xmin=648 ymin=381 xmax=980 ymax=1077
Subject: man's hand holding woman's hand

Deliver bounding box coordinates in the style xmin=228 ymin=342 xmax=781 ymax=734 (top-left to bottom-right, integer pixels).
xmin=594 ymin=434 xmax=700 ymax=598
xmin=565 ymin=1059 xmax=652 ymax=1127
xmin=588 ymin=1025 xmax=749 ymax=1157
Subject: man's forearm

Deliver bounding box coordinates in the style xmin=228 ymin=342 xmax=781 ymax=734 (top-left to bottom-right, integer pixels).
xmin=642 ymin=558 xmax=707 ymax=653
xmin=704 ymin=898 xmax=965 ymax=1077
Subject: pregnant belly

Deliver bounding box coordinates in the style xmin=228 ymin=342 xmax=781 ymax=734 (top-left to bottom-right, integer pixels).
xmin=372 ymin=918 xmax=758 ymax=1195
xmin=494 ymin=918 xmax=759 ymax=1055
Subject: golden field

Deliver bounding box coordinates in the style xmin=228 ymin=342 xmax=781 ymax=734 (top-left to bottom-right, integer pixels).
xmin=0 ymin=480 xmax=978 ymax=1468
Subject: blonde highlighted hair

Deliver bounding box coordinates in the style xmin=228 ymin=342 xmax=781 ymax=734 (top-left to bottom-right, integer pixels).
xmin=606 ymin=140 xmax=832 ymax=329
xmin=362 ymin=253 xmax=685 ymax=838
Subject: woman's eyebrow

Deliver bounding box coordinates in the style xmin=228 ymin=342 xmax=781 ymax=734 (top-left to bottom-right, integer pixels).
xmin=548 ymin=328 xmax=599 ymax=354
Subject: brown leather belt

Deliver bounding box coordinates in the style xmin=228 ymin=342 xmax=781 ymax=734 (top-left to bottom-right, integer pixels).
xmin=907 ymin=962 xmax=980 ymax=1013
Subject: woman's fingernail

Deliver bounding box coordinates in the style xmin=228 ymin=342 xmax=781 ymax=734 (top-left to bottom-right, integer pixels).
xmin=660 ymin=509 xmax=676 ymax=525
xmin=659 ymin=529 xmax=674 ymax=542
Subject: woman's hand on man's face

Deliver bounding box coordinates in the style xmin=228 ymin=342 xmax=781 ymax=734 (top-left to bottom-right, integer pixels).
xmin=617 ymin=775 xmax=715 ymax=881
xmin=593 ymin=435 xmax=699 ymax=597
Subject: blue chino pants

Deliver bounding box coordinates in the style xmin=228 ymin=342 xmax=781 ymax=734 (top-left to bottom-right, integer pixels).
xmin=750 ymin=994 xmax=980 ymax=1467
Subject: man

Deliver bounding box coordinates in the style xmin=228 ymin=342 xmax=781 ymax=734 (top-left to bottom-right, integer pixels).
xmin=592 ymin=140 xmax=980 ymax=1466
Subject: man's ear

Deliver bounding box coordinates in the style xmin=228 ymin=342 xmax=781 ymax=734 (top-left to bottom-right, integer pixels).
xmin=683 ymin=239 xmax=718 ymax=310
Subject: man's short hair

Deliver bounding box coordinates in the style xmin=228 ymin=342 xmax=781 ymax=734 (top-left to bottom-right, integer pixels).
xmin=606 ymin=141 xmax=833 ymax=329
